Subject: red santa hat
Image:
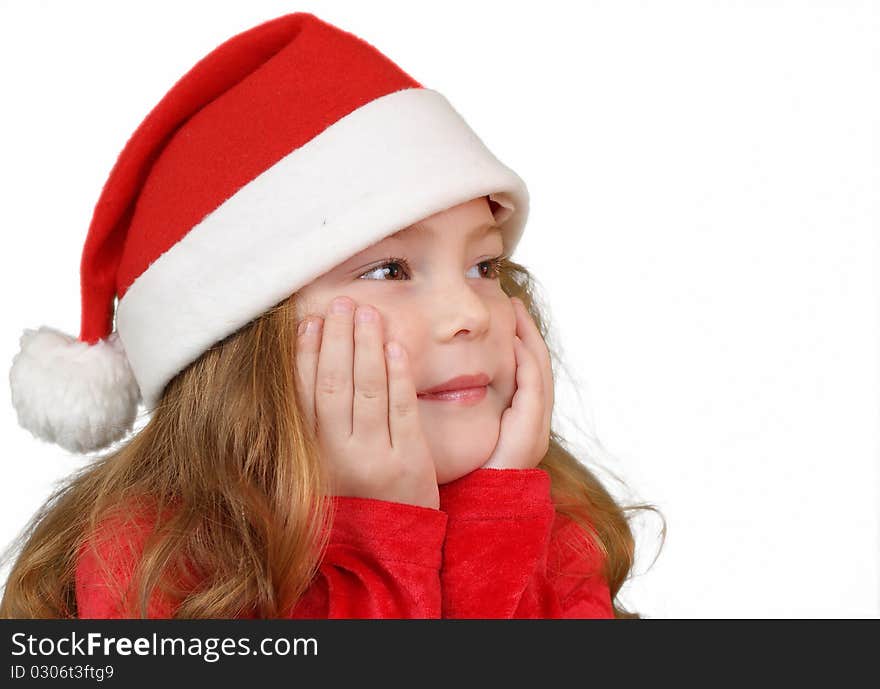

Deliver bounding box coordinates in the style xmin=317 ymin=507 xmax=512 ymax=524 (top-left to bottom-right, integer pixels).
xmin=8 ymin=12 xmax=529 ymax=454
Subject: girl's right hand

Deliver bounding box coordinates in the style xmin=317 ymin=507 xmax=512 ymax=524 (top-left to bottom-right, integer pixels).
xmin=295 ymin=296 xmax=440 ymax=510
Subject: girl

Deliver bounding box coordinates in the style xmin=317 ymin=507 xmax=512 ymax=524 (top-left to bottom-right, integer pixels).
xmin=2 ymin=12 xmax=658 ymax=619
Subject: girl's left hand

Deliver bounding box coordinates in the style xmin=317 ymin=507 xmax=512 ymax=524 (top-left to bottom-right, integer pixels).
xmin=481 ymin=297 xmax=554 ymax=470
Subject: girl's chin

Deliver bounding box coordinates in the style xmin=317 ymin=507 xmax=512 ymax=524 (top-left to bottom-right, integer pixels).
xmin=429 ymin=440 xmax=500 ymax=485
xmin=435 ymin=461 xmax=490 ymax=486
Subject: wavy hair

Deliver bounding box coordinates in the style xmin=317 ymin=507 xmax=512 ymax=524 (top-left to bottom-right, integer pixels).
xmin=0 ymin=248 xmax=664 ymax=619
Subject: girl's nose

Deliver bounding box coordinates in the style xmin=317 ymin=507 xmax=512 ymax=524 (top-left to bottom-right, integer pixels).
xmin=428 ymin=281 xmax=492 ymax=340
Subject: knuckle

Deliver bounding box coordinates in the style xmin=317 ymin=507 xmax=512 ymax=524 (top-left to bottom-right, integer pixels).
xmin=317 ymin=372 xmax=346 ymax=397
xmin=391 ymin=399 xmax=414 ymax=418
xmin=355 ymin=385 xmax=384 ymax=402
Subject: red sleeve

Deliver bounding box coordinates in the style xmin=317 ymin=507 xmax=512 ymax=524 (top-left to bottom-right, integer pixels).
xmin=76 ymin=498 xmax=448 ymax=619
xmin=545 ymin=514 xmax=615 ymax=618
xmin=437 ymin=468 xmax=614 ymax=619
xmin=287 ymin=496 xmax=447 ymax=619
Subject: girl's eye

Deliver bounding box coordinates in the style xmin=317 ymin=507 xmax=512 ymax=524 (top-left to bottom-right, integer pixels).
xmin=358 ymin=258 xmax=410 ymax=281
xmin=468 ymin=257 xmax=504 ymax=280
xmin=357 ymin=256 xmax=505 ymax=281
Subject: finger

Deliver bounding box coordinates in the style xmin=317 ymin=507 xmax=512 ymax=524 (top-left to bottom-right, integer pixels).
xmin=513 ymin=298 xmax=554 ymax=435
xmin=352 ymin=305 xmax=390 ymax=443
xmin=512 ymin=335 xmax=542 ymax=406
xmin=294 ymin=315 xmax=323 ymax=433
xmin=510 ymin=334 xmax=545 ymax=435
xmin=315 ymin=297 xmax=355 ymax=439
xmin=384 ymin=341 xmax=421 ymax=450
xmin=487 ymin=336 xmax=543 ymax=469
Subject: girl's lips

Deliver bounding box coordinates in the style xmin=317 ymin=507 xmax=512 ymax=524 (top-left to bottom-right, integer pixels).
xmin=417 ymin=385 xmax=487 ymax=405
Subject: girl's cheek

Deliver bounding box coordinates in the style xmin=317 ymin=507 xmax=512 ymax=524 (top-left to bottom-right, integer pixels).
xmin=494 ymin=312 xmax=518 ymax=389
xmin=496 ymin=343 xmax=518 ymax=407
xmin=382 ymin=319 xmax=414 ymax=354
xmin=501 ymin=298 xmax=517 ymax=337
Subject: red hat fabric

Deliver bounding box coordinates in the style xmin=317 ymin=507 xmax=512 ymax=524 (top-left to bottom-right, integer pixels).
xmin=9 ymin=11 xmax=529 ymax=454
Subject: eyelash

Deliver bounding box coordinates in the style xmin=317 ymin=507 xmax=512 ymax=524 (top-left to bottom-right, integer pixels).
xmin=358 ymin=255 xmax=507 ymax=281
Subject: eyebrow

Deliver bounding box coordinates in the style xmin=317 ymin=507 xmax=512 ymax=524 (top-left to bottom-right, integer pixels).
xmin=343 ymin=221 xmax=502 ymax=275
xmin=399 ymin=220 xmax=503 ymax=243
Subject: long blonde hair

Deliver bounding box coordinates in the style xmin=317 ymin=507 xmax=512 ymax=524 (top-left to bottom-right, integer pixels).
xmin=0 ymin=257 xmax=664 ymax=619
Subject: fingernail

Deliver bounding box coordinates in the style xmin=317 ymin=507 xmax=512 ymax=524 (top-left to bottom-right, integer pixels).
xmin=297 ymin=319 xmax=310 ymax=336
xmin=331 ymin=297 xmax=354 ymax=314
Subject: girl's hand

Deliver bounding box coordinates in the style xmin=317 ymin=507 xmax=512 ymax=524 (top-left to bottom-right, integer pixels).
xmin=295 ymin=296 xmax=440 ymax=510
xmin=481 ymin=297 xmax=554 ymax=471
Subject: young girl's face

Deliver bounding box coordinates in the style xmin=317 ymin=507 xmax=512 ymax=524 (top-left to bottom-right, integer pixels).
xmin=295 ymin=196 xmax=517 ymax=484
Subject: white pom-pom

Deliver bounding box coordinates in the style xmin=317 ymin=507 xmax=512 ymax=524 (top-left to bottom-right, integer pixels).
xmin=9 ymin=326 xmax=142 ymax=454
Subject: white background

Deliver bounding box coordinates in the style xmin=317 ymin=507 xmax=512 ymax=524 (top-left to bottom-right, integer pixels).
xmin=0 ymin=0 xmax=877 ymax=618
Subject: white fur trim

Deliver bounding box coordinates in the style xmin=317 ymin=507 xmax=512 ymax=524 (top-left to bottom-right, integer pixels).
xmin=117 ymin=87 xmax=529 ymax=410
xmin=9 ymin=326 xmax=141 ymax=453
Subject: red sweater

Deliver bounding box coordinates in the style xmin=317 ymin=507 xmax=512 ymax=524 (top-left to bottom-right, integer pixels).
xmin=75 ymin=468 xmax=613 ymax=619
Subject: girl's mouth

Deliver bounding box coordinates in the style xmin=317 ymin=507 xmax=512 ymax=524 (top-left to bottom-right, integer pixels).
xmin=417 ymin=385 xmax=487 ymax=404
